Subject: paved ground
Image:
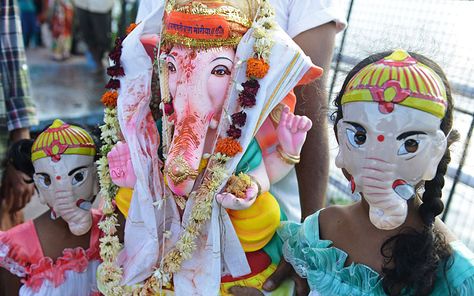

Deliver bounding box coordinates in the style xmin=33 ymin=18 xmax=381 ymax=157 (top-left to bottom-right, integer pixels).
xmin=24 ymin=48 xmax=106 ymax=219
xmin=27 ymin=48 xmax=106 ymax=130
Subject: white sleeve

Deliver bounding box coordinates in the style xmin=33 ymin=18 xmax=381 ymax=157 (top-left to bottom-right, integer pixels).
xmin=286 ymin=0 xmax=347 ymax=38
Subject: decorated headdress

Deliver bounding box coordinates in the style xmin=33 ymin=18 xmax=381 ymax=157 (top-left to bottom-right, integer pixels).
xmin=162 ymin=0 xmax=259 ymax=48
xmin=31 ymin=119 xmax=96 ymax=162
xmin=341 ymin=49 xmax=448 ymax=118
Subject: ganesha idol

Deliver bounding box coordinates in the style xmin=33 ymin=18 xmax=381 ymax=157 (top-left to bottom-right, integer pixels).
xmin=99 ymin=0 xmax=322 ymax=294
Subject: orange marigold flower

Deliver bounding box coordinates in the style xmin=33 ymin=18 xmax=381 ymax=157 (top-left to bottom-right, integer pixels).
xmin=246 ymin=58 xmax=270 ymax=79
xmin=215 ymin=137 xmax=242 ymax=157
xmin=126 ymin=23 xmax=138 ymax=35
xmin=101 ymin=90 xmax=118 ymax=107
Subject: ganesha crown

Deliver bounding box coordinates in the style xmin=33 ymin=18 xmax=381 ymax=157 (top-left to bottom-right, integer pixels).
xmin=175 ymin=2 xmax=252 ymax=28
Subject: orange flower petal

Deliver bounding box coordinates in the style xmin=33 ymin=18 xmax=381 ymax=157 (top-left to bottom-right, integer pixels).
xmin=126 ymin=23 xmax=138 ymax=35
xmin=246 ymin=58 xmax=270 ymax=79
xmin=101 ymin=90 xmax=118 ymax=107
xmin=215 ymin=137 xmax=242 ymax=157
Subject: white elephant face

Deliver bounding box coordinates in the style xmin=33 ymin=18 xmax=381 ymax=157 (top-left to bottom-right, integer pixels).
xmin=335 ymin=102 xmax=447 ymax=229
xmin=33 ymin=154 xmax=98 ymax=235
xmin=164 ymin=46 xmax=236 ymax=196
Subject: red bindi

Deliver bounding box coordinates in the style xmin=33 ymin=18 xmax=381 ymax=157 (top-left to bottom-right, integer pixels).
xmin=56 ymin=176 xmax=61 ymax=180
xmin=377 ymin=135 xmax=385 ymax=142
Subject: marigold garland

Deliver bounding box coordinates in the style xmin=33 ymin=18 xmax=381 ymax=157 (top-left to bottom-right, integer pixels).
xmin=246 ymin=57 xmax=270 ymax=79
xmin=125 ymin=22 xmax=138 ymax=35
xmin=101 ymin=90 xmax=118 ymax=108
xmin=215 ymin=137 xmax=243 ymax=157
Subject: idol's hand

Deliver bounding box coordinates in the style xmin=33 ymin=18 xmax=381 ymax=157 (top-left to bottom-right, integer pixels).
xmin=107 ymin=141 xmax=137 ymax=188
xmin=216 ymin=182 xmax=258 ymax=210
xmin=276 ymin=106 xmax=312 ymax=157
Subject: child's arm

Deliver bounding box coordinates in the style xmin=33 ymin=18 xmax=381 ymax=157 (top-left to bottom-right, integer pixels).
xmin=0 ymin=268 xmax=21 ymax=296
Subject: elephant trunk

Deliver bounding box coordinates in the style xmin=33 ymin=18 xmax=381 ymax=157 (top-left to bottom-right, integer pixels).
xmin=165 ymin=111 xmax=211 ymax=196
xmin=353 ymin=157 xmax=413 ymax=230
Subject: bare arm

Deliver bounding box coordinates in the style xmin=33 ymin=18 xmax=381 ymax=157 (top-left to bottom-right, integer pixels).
xmin=293 ymin=22 xmax=337 ymax=220
xmin=262 ymin=23 xmax=338 ymax=296
xmin=0 ymin=268 xmax=21 ymax=295
xmin=1 ymin=128 xmax=34 ymax=212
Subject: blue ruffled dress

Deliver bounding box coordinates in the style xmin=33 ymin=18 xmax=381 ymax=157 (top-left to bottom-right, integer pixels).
xmin=278 ymin=210 xmax=474 ymax=295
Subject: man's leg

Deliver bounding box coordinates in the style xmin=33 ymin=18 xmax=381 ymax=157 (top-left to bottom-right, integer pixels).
xmin=75 ymin=7 xmax=102 ymax=70
xmin=89 ymin=10 xmax=112 ymax=71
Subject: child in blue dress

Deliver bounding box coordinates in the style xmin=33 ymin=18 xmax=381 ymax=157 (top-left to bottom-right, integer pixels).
xmin=279 ymin=50 xmax=474 ymax=295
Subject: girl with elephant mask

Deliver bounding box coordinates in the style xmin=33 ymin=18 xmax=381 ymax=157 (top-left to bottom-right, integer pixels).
xmin=279 ymin=50 xmax=474 ymax=295
xmin=0 ymin=120 xmax=103 ymax=295
xmin=97 ymin=0 xmax=324 ymax=294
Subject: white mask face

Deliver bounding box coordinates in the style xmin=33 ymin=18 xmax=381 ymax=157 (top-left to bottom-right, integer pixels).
xmin=335 ymin=102 xmax=447 ymax=230
xmin=33 ymin=154 xmax=98 ymax=236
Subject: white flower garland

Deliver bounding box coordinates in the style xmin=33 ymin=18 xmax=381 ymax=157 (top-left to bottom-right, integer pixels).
xmin=96 ymin=105 xmax=125 ymax=296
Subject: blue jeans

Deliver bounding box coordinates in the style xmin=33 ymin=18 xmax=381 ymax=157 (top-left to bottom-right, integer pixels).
xmin=20 ymin=11 xmax=37 ymax=47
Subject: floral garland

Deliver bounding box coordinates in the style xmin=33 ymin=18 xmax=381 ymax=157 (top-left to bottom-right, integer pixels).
xmin=140 ymin=0 xmax=277 ymax=292
xmin=96 ymin=24 xmax=137 ymax=296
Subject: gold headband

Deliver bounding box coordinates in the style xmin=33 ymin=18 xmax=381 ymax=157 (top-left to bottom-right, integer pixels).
xmin=341 ymin=50 xmax=448 ymax=118
xmin=31 ymin=119 xmax=96 ymax=162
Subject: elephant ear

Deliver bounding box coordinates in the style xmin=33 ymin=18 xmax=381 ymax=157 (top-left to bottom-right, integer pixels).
xmin=140 ymin=34 xmax=160 ymax=61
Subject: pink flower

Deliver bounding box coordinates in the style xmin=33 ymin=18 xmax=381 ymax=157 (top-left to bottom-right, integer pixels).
xmin=238 ymin=91 xmax=256 ymax=108
xmin=227 ymin=125 xmax=242 ymax=139
xmin=231 ymin=111 xmax=247 ymax=127
xmin=242 ymin=79 xmax=260 ymax=96
xmin=107 ymin=65 xmax=125 ymax=77
xmin=108 ymin=37 xmax=123 ymax=63
xmin=164 ymin=102 xmax=174 ymax=115
xmin=105 ymin=79 xmax=120 ymax=90
xmin=108 ymin=49 xmax=121 ymax=63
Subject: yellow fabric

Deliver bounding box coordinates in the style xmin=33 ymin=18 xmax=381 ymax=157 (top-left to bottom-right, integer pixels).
xmin=115 ymin=187 xmax=133 ymax=218
xmin=227 ymin=191 xmax=281 ymax=252
xmin=31 ymin=119 xmax=96 ymax=161
xmin=341 ymin=49 xmax=448 ymax=118
xmin=151 ymin=264 xmax=283 ymax=295
xmin=220 ymin=264 xmax=277 ymax=295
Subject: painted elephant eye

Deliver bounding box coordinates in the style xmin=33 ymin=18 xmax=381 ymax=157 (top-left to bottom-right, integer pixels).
xmin=346 ymin=127 xmax=367 ymax=148
xmin=211 ymin=65 xmax=231 ymax=77
xmin=398 ymin=139 xmax=419 ymax=155
xmin=72 ymin=169 xmax=89 ymax=186
xmin=167 ymin=62 xmax=176 ymax=73
xmin=36 ymin=173 xmax=51 ymax=188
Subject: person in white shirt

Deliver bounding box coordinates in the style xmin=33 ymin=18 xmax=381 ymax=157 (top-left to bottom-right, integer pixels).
xmin=73 ymin=0 xmax=114 ymax=73
xmin=135 ymin=0 xmax=346 ymax=294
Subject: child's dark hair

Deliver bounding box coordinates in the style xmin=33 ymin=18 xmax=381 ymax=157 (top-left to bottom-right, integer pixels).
xmin=333 ymin=51 xmax=454 ymax=295
xmin=7 ymin=139 xmax=35 ymax=180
